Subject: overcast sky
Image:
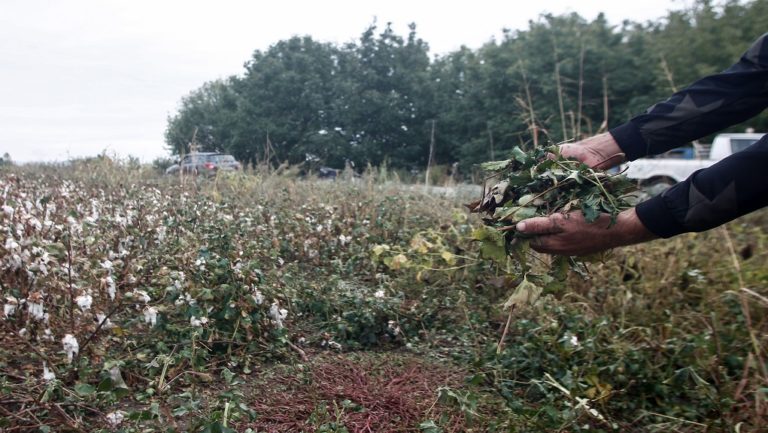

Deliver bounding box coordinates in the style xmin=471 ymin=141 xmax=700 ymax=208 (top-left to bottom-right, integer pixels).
xmin=0 ymin=0 xmax=685 ymax=163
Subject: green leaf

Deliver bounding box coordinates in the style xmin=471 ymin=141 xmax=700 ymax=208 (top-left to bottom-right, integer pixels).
xmin=419 ymin=420 xmax=443 ymax=433
xmin=97 ymin=377 xmax=114 ymax=392
xmin=480 ymin=159 xmax=512 ymax=171
xmin=517 ymin=194 xmax=535 ymax=206
xmin=566 ymin=170 xmax=582 ymax=183
xmin=221 ymin=367 xmax=236 ymax=385
xmin=513 ymin=207 xmax=538 ymax=221
xmin=510 ymin=146 xmax=528 ymax=164
xmin=480 ymin=240 xmax=508 ymax=263
xmin=503 ymin=276 xmax=543 ymax=310
xmin=172 ymin=405 xmax=190 ymax=417
xmin=493 ymin=205 xmax=519 ymax=221
xmin=581 ymin=202 xmax=600 ymax=223
xmin=74 ymin=383 xmax=95 ymax=396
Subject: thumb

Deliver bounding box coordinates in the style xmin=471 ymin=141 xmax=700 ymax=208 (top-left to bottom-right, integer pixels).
xmin=516 ymin=216 xmax=564 ymax=235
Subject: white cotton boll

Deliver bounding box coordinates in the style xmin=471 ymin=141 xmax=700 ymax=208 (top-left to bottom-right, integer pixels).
xmin=374 ymin=290 xmax=385 ymax=299
xmin=42 ymin=362 xmax=56 ymax=381
xmin=3 ymin=296 xmax=18 ymax=318
xmin=156 ymin=226 xmax=166 ymax=242
xmin=103 ymin=276 xmax=116 ymax=300
xmin=1 ymin=205 xmax=13 ymax=218
xmin=132 ymin=290 xmax=150 ymax=304
xmin=190 ymin=316 xmax=208 ymax=327
xmin=75 ymin=294 xmax=93 ymax=311
xmin=269 ymin=302 xmax=288 ymax=328
xmin=563 ymin=333 xmax=579 ymax=347
xmin=328 ymin=340 xmax=342 ymax=351
xmin=338 ymin=234 xmax=351 ymax=246
xmin=3 ymin=304 xmax=16 ymax=318
xmin=387 ymin=320 xmax=401 ymax=336
xmin=9 ymin=254 xmax=22 ymax=270
xmin=101 ymin=259 xmax=113 ymax=270
xmin=251 ymin=288 xmax=264 ymax=305
xmin=43 ymin=328 xmax=54 ymax=341
xmin=4 ymin=237 xmax=19 ymax=251
xmin=105 ymin=411 xmax=125 ymax=427
xmin=143 ymin=306 xmax=158 ymax=326
xmin=95 ymin=313 xmax=114 ymax=329
xmin=62 ymin=334 xmax=79 ymax=363
xmin=27 ymin=217 xmax=42 ymax=231
xmin=28 ymin=301 xmax=45 ymax=320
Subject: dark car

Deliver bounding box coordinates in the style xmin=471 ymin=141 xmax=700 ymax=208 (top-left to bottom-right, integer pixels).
xmin=165 ymin=153 xmax=242 ymax=176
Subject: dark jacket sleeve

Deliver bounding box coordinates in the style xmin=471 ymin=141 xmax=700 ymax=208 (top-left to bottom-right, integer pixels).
xmin=607 ymin=33 xmax=768 ymax=238
xmin=635 ymin=135 xmax=768 ymax=237
xmin=610 ymin=33 xmax=768 ymax=161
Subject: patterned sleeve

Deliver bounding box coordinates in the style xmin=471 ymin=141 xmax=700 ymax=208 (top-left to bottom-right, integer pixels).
xmin=608 ymin=33 xmax=768 ymax=238
xmin=609 ymin=33 xmax=768 ymax=161
xmin=634 ymin=135 xmax=768 ymax=237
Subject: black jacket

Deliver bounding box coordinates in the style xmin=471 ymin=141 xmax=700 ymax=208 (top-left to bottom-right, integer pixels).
xmin=609 ymin=33 xmax=768 ymax=238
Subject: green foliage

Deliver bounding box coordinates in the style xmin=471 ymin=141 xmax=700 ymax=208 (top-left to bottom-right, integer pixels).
xmin=165 ymin=1 xmax=768 ymax=172
xmin=465 ymin=145 xmax=635 ymax=308
xmin=467 ymin=301 xmax=748 ymax=431
xmin=2 ymin=151 xmax=767 ymax=431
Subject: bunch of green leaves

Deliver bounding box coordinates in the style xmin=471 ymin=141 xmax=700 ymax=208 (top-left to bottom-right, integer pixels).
xmin=467 ymin=145 xmax=637 ymax=308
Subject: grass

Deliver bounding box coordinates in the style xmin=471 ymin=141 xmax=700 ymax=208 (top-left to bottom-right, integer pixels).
xmin=0 ymin=158 xmax=766 ymax=432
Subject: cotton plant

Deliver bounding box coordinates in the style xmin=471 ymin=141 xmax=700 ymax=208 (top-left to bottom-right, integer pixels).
xmin=269 ymin=301 xmax=289 ymax=328
xmin=75 ymin=293 xmax=93 ymax=311
xmin=105 ymin=411 xmax=125 ymax=427
xmin=61 ymin=334 xmax=79 ymax=363
xmin=130 ymin=289 xmax=151 ymax=304
xmin=42 ymin=362 xmax=56 ymax=382
xmin=95 ymin=313 xmax=114 ymax=330
xmin=26 ymin=292 xmax=46 ymax=321
xmin=3 ymin=296 xmax=18 ymax=318
xmin=190 ymin=316 xmax=209 ymax=327
xmin=143 ymin=306 xmax=158 ymax=327
xmin=251 ymin=286 xmax=265 ymax=305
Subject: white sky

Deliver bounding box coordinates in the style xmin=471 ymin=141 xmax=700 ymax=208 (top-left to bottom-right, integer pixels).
xmin=0 ymin=0 xmax=685 ymax=163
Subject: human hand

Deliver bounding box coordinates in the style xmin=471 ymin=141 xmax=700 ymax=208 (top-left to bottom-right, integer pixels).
xmin=559 ymin=132 xmax=625 ymax=170
xmin=515 ymin=208 xmax=656 ymax=256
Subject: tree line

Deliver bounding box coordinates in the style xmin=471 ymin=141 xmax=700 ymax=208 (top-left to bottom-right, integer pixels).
xmin=165 ymin=0 xmax=768 ymax=172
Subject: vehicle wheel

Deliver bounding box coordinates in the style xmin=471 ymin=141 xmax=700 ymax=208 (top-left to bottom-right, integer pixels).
xmin=643 ymin=178 xmax=675 ymax=196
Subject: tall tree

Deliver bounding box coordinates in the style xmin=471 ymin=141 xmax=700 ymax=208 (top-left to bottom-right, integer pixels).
xmin=165 ymin=78 xmax=240 ymax=155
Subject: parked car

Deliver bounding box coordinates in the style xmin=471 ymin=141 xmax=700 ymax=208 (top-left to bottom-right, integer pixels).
xmin=165 ymin=153 xmax=242 ymax=176
xmin=621 ymin=132 xmax=764 ymax=195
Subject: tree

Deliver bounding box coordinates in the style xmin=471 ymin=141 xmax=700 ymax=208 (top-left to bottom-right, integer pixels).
xmin=165 ymin=78 xmax=241 ymax=155
xmin=164 ymin=0 xmax=768 ymax=172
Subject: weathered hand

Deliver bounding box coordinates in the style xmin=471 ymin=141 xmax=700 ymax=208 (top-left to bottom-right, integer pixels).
xmin=559 ymin=132 xmax=626 ymax=170
xmin=515 ymin=208 xmax=657 ymax=256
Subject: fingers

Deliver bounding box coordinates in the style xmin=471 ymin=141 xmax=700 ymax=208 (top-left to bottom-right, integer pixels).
xmin=528 ymin=234 xmax=558 ymax=254
xmin=516 ymin=215 xmax=564 ymax=235
xmin=557 ymin=134 xmax=625 ymax=170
